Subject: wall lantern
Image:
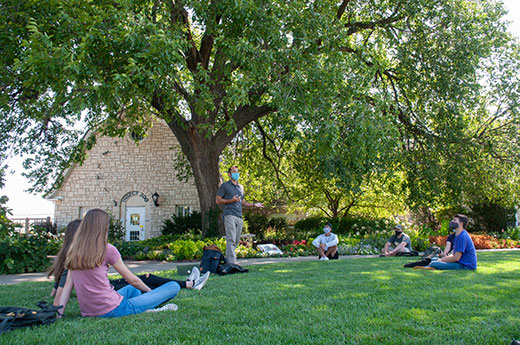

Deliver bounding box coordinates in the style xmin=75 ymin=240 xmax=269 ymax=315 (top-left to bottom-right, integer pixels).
xmin=152 ymin=192 xmax=160 ymax=207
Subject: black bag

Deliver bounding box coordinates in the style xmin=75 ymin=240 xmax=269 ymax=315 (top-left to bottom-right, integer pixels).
xmin=0 ymin=301 xmax=61 ymax=335
xmin=200 ymin=246 xmax=226 ymax=274
xmin=396 ymin=250 xmax=419 ymax=257
xmin=422 ymin=245 xmax=443 ymax=259
xmin=404 ymin=258 xmax=432 ymax=268
xmin=218 ymin=263 xmax=249 ymax=276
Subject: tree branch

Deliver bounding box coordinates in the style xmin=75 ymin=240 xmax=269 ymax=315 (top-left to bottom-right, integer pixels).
xmin=345 ymin=9 xmax=402 ymax=36
xmin=213 ymin=105 xmax=275 ymax=153
xmin=336 ymin=0 xmax=352 ymax=21
xmin=169 ymin=0 xmax=199 ymax=72
xmin=254 ymin=120 xmax=294 ymax=201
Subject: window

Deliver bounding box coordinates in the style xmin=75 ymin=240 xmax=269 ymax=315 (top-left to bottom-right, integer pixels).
xmin=176 ymin=206 xmax=192 ymax=217
xmin=79 ymin=207 xmax=92 ymax=219
xmin=130 ymin=131 xmax=145 ymax=143
xmin=129 ymin=230 xmax=140 ymax=241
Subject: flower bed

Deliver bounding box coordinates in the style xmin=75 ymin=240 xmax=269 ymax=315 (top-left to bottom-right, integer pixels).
xmin=429 ymin=234 xmax=520 ymax=249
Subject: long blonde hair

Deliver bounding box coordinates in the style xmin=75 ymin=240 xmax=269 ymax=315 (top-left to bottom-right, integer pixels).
xmin=48 ymin=219 xmax=81 ymax=280
xmin=65 ymin=209 xmax=110 ymax=270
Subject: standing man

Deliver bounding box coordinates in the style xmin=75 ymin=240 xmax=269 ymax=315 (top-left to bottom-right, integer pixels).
xmin=216 ymin=165 xmax=263 ymax=264
xmin=417 ymin=214 xmax=477 ymax=270
xmin=381 ymin=224 xmax=412 ymax=256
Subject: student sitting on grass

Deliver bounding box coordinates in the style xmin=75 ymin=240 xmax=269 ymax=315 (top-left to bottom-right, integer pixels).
xmin=312 ymin=223 xmax=339 ymax=260
xmin=441 ymin=231 xmax=456 ymax=257
xmin=381 ymin=224 xmax=413 ymax=256
xmin=50 ymin=219 xmax=207 ymax=310
xmin=404 ymin=230 xmax=457 ymax=268
xmin=48 ymin=219 xmax=81 ymax=306
xmin=56 ymin=209 xmax=209 ymax=318
xmin=415 ymin=214 xmax=477 ymax=270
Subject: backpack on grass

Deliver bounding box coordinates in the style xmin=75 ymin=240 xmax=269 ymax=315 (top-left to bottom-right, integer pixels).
xmin=218 ymin=263 xmax=249 ymax=275
xmin=0 ymin=301 xmax=61 ymax=335
xmin=200 ymin=245 xmax=226 ymax=274
xmin=422 ymin=245 xmax=443 ymax=259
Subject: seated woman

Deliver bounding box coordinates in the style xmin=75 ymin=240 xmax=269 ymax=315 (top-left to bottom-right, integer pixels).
xmin=55 ymin=209 xmax=209 ymax=318
xmin=48 ymin=219 xmax=81 ymax=306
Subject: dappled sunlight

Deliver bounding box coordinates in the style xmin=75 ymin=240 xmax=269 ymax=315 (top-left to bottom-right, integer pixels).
xmin=312 ymin=304 xmax=330 ymax=313
xmin=406 ymin=308 xmax=429 ymax=323
xmin=273 ymin=269 xmax=293 ymax=273
xmin=476 ymin=263 xmax=520 ymax=275
xmin=361 ymin=271 xmax=391 ymax=280
xmin=276 ymin=283 xmax=305 ymax=291
xmin=332 ymin=292 xmax=370 ymax=300
xmin=494 ymin=279 xmax=520 ymax=290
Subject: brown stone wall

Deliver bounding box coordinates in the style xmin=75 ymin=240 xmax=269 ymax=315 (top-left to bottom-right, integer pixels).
xmin=52 ymin=119 xmax=199 ymax=239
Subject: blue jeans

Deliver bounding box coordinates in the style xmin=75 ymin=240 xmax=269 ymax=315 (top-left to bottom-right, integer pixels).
xmin=100 ymin=281 xmax=181 ymax=318
xmin=428 ymin=261 xmax=467 ymax=270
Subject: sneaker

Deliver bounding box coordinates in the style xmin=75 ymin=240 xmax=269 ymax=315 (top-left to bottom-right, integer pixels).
xmin=188 ymin=266 xmax=200 ymax=282
xmin=319 ymin=256 xmax=329 ymax=261
xmin=193 ymin=271 xmax=210 ymax=290
xmin=145 ymin=303 xmax=178 ymax=313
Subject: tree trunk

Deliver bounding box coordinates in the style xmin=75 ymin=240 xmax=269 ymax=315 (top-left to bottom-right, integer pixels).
xmin=189 ymin=148 xmax=223 ymax=237
xmin=184 ymin=137 xmax=225 ymax=237
xmin=167 ymin=123 xmax=228 ymax=237
xmin=165 ymin=106 xmax=275 ymax=236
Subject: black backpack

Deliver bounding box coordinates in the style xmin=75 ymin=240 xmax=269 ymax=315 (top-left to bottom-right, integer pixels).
xmin=200 ymin=245 xmax=226 ymax=274
xmin=0 ymin=301 xmax=61 ymax=335
xmin=218 ymin=263 xmax=249 ymax=275
xmin=422 ymin=245 xmax=443 ymax=259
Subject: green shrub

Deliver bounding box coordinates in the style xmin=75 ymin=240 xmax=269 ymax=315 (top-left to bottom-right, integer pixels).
xmin=108 ymin=213 xmax=125 ymax=242
xmin=294 ymin=216 xmax=326 ymax=232
xmin=268 ymin=216 xmax=288 ymax=230
xmin=112 ymin=240 xmax=146 ymax=259
xmin=45 ymin=237 xmax=63 ymax=255
xmin=0 ymin=195 xmax=14 ymax=239
xmin=135 ymin=251 xmax=147 ymax=260
xmin=204 ymin=207 xmax=221 ymax=238
xmin=29 ymin=224 xmax=63 ymax=255
xmin=236 ymin=245 xmax=261 ymax=258
xmin=162 ymin=212 xmax=202 ymax=236
xmin=244 ymin=213 xmax=289 ymax=240
xmin=0 ymin=232 xmax=52 ymax=274
xmin=468 ymin=202 xmax=516 ymax=233
xmin=244 ymin=212 xmax=270 ymax=239
xmin=167 ymin=239 xmax=206 ymax=260
xmin=146 ymin=250 xmax=169 ymax=261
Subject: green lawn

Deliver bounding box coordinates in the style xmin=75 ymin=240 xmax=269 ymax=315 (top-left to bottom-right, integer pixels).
xmin=0 ymin=251 xmax=519 ymax=345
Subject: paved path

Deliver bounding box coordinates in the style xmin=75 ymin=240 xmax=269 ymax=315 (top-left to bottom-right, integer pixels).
xmin=1 ymin=248 xmax=517 ymax=286
xmin=0 ymin=255 xmax=378 ymax=286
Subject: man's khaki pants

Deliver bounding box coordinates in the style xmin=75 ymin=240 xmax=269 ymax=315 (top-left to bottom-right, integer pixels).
xmin=224 ymin=215 xmax=243 ymax=264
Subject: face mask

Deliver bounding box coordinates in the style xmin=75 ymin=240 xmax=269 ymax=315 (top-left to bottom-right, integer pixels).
xmin=231 ymin=172 xmax=239 ymax=181
xmin=449 ymin=221 xmax=459 ymax=229
xmin=395 ymin=230 xmax=402 ymax=236
xmin=323 ymin=227 xmax=331 ymax=233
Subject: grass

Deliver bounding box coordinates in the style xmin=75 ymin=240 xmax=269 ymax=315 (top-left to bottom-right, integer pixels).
xmin=0 ymin=251 xmax=519 ymax=344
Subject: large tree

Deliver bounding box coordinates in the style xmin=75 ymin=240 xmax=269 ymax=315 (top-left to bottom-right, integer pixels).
xmin=2 ymin=0 xmax=519 ymax=233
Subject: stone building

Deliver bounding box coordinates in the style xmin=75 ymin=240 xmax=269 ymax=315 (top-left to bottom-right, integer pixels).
xmin=46 ymin=119 xmax=199 ymax=240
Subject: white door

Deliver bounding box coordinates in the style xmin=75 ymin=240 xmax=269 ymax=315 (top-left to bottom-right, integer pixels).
xmin=125 ymin=207 xmax=145 ymax=241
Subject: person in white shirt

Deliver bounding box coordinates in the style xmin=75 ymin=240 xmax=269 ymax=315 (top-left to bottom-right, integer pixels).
xmin=312 ymin=223 xmax=339 ymax=261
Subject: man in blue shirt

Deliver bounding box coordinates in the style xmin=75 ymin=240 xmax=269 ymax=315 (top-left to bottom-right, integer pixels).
xmin=417 ymin=214 xmax=477 ymax=270
xmin=216 ymin=165 xmax=263 ymax=264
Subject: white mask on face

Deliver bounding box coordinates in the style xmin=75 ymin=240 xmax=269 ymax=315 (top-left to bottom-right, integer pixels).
xmin=323 ymin=226 xmax=331 ymax=233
